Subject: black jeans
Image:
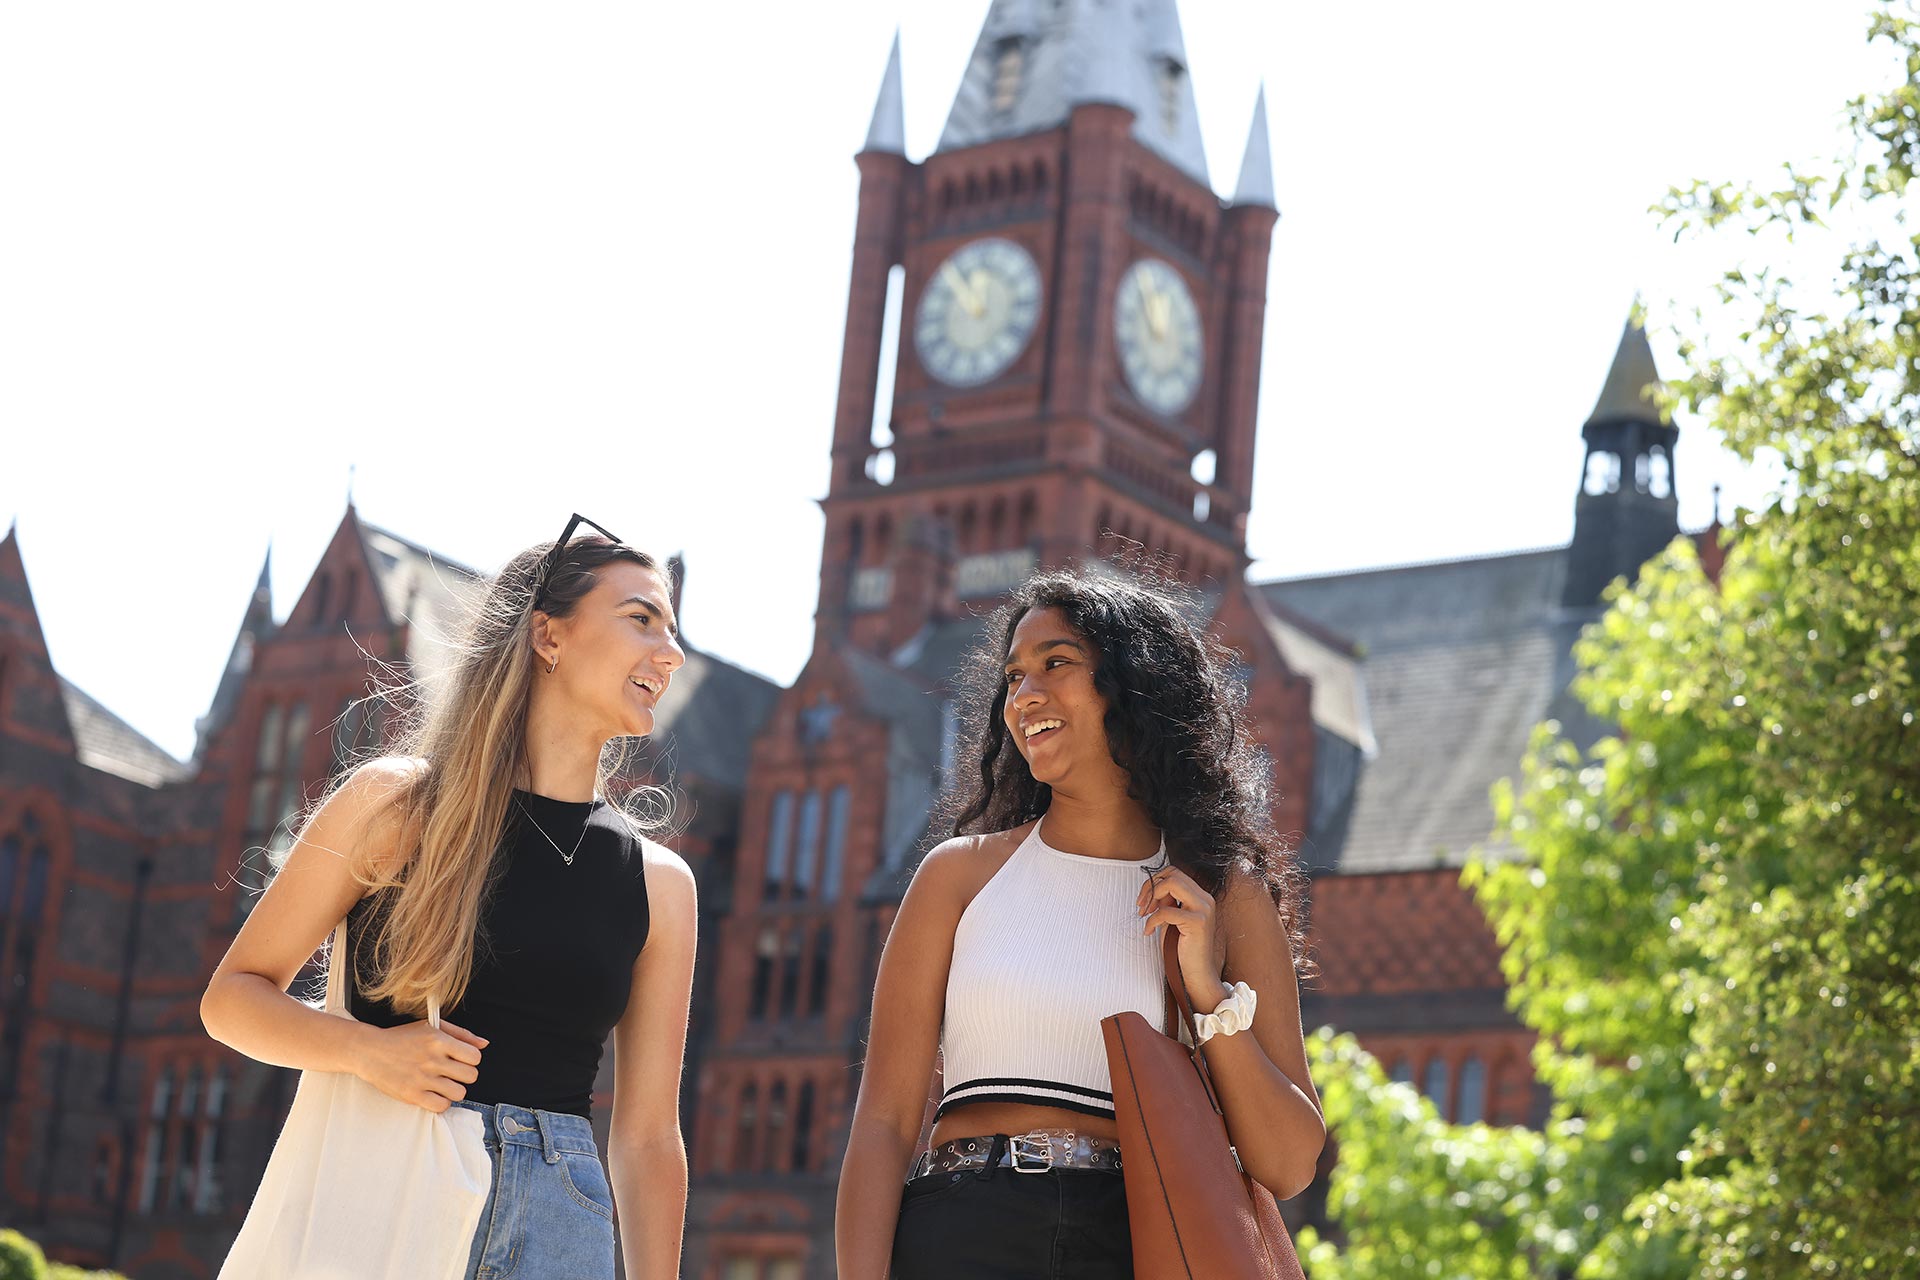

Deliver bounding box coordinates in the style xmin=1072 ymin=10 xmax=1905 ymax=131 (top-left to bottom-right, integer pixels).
xmin=890 ymin=1137 xmax=1133 ymax=1279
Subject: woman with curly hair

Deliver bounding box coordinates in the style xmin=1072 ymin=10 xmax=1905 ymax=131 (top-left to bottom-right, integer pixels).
xmin=836 ymin=567 xmax=1326 ymax=1279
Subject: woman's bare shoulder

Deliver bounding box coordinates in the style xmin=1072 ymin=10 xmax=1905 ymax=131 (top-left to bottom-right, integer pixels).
xmin=321 ymin=755 xmax=427 ymax=881
xmin=910 ymin=820 xmax=1036 ymax=911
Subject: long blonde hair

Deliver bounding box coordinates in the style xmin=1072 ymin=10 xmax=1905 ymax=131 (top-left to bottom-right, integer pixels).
xmin=314 ymin=536 xmax=670 ymax=1016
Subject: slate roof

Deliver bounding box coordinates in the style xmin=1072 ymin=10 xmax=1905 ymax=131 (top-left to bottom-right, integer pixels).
xmin=644 ymin=646 xmax=781 ymax=789
xmin=865 ymin=30 xmax=906 ymax=155
xmin=1260 ymin=546 xmax=1573 ymax=874
xmin=844 ymin=647 xmax=949 ymax=873
xmin=1232 ymin=84 xmax=1274 ymax=208
xmin=59 ymin=677 xmax=191 ymax=787
xmin=358 ymin=520 xmax=487 ymax=692
xmin=1261 ymin=603 xmax=1373 ymax=754
xmin=1587 ymin=315 xmax=1665 ymax=428
xmin=194 ymin=553 xmax=274 ymax=763
xmin=938 ymin=0 xmax=1211 ymax=187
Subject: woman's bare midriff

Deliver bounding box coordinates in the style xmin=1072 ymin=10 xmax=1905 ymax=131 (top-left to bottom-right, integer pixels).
xmin=929 ymin=1099 xmax=1121 ymax=1148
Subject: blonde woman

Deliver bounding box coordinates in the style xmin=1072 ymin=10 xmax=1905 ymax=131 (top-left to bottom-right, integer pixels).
xmin=202 ymin=516 xmax=697 ymax=1279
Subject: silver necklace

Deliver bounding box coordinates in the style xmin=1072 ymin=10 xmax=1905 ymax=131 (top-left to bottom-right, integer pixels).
xmin=515 ymin=798 xmax=591 ymax=867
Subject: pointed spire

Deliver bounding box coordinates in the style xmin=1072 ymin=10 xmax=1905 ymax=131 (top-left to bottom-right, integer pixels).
xmin=1586 ymin=310 xmax=1666 ymax=428
xmin=0 ymin=518 xmax=24 ymax=583
xmin=863 ymin=30 xmax=906 ymax=155
xmin=1232 ymin=83 xmax=1275 ymax=208
xmin=253 ymin=545 xmax=274 ymax=610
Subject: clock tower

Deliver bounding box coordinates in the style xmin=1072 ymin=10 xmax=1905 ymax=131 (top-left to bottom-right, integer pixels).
xmin=818 ymin=1 xmax=1279 ymax=655
xmin=686 ymin=8 xmax=1285 ymax=1277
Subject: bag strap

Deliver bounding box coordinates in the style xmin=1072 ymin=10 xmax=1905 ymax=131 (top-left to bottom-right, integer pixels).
xmin=326 ymin=916 xmax=444 ymax=1028
xmin=1159 ymin=927 xmax=1224 ymax=1115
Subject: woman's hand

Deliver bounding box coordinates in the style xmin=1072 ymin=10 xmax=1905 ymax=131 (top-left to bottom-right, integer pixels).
xmin=355 ymin=1018 xmax=488 ymax=1113
xmin=1136 ymin=864 xmax=1231 ymax=1012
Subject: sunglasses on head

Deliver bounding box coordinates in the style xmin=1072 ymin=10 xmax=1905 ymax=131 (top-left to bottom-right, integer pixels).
xmin=531 ymin=513 xmax=626 ymax=610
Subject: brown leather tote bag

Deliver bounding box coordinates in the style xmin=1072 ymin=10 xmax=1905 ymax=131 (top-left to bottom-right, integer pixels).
xmin=1100 ymin=929 xmax=1306 ymax=1280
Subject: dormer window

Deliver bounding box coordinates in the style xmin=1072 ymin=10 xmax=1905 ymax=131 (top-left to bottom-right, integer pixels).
xmin=992 ymin=37 xmax=1025 ymax=113
xmin=1157 ymin=57 xmax=1185 ymax=131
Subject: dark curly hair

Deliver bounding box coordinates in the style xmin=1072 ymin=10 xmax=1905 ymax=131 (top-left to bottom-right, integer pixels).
xmin=946 ymin=566 xmax=1313 ymax=974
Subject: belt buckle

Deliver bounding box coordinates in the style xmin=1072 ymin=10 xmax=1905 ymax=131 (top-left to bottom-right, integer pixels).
xmin=1008 ymin=1132 xmax=1053 ymax=1173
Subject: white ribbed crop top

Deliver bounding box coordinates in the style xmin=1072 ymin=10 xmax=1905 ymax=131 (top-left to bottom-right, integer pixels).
xmin=938 ymin=819 xmax=1171 ymax=1120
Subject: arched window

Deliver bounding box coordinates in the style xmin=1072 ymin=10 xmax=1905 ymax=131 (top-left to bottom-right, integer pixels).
xmin=1388 ymin=1057 xmax=1413 ymax=1086
xmin=807 ymin=924 xmax=833 ymax=1017
xmin=732 ymin=1082 xmax=759 ymax=1172
xmin=310 ymin=573 xmax=332 ymax=626
xmin=991 ymin=38 xmax=1024 ymax=113
xmin=1648 ymin=449 xmax=1673 ymax=499
xmin=1583 ymin=450 xmax=1620 ymax=495
xmin=750 ymin=928 xmax=778 ymax=1021
xmin=765 ymin=1081 xmax=789 ymax=1173
xmin=138 ymin=1066 xmax=173 ymax=1212
xmin=271 ymin=703 xmax=312 ymax=859
xmin=792 ymin=1081 xmax=816 ymax=1173
xmin=1423 ymin=1057 xmax=1451 ymax=1117
xmin=791 ymin=791 xmax=823 ymax=898
xmin=763 ymin=791 xmax=794 ymax=900
xmin=170 ymin=1066 xmax=202 ymax=1210
xmin=821 ymin=786 xmax=850 ymax=902
xmin=194 ymin=1066 xmax=229 ymax=1213
xmin=1456 ymin=1055 xmax=1487 ymax=1125
xmin=777 ymin=928 xmax=803 ymax=1019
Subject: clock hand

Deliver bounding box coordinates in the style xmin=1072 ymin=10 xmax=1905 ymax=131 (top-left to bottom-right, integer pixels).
xmin=941 ymin=262 xmax=977 ymax=316
xmin=966 ymin=269 xmax=990 ymax=318
xmin=1144 ymin=284 xmax=1169 ymax=339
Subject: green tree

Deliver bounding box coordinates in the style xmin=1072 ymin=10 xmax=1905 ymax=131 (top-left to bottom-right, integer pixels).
xmin=1299 ymin=4 xmax=1920 ymax=1276
xmin=0 ymin=1230 xmax=47 ymax=1280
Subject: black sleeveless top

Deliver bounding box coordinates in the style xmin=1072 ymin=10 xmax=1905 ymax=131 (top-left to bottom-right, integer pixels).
xmin=345 ymin=789 xmax=652 ymax=1119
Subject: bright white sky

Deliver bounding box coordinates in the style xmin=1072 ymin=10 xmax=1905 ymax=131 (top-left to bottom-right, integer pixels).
xmin=0 ymin=2 xmax=1895 ymax=760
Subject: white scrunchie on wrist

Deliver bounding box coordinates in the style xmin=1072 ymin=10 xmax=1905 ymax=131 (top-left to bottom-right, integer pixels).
xmin=1194 ymin=981 xmax=1257 ymax=1044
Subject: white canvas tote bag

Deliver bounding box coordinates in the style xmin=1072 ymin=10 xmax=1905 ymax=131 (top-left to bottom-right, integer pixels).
xmin=218 ymin=918 xmax=493 ymax=1280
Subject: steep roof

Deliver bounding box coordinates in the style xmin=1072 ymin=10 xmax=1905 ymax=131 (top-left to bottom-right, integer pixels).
xmin=357 ymin=519 xmax=486 ymax=691
xmin=59 ymin=677 xmax=190 ymax=787
xmin=938 ymin=0 xmax=1210 ymax=187
xmin=1231 ymin=84 xmax=1274 ymax=208
xmin=1586 ymin=314 xmax=1666 ymax=428
xmin=643 ymin=646 xmax=781 ymax=789
xmin=864 ymin=30 xmax=906 ymax=155
xmin=194 ymin=551 xmax=274 ymax=762
xmin=1261 ymin=547 xmax=1572 ymax=873
xmin=1262 ymin=606 xmax=1373 ymax=754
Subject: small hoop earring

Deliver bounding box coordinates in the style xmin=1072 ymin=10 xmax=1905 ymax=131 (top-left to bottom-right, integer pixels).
xmin=547 ymin=656 xmax=558 ymax=674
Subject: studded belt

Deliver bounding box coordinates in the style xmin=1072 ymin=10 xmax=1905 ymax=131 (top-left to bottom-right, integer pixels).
xmin=912 ymin=1129 xmax=1123 ymax=1178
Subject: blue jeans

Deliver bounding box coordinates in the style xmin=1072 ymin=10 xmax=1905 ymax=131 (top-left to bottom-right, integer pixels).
xmin=451 ymin=1100 xmax=617 ymax=1279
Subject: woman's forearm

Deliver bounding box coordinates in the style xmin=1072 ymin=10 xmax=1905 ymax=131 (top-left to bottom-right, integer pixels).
xmin=835 ymin=1115 xmax=917 ymax=1280
xmin=200 ymin=971 xmax=375 ymax=1076
xmin=609 ymin=1133 xmax=686 ymax=1279
xmin=1200 ymin=1028 xmax=1324 ymax=1199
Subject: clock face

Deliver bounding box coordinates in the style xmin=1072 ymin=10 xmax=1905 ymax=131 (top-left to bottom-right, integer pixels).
xmin=1115 ymin=258 xmax=1204 ymax=415
xmin=914 ymin=238 xmax=1042 ymax=387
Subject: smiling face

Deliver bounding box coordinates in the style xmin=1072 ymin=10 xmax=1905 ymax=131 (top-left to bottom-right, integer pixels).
xmin=536 ymin=560 xmax=684 ymax=740
xmin=1001 ymin=606 xmax=1121 ymax=792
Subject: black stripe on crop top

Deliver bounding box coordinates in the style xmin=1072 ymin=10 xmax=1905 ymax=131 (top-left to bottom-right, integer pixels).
xmin=345 ymin=789 xmax=652 ymax=1120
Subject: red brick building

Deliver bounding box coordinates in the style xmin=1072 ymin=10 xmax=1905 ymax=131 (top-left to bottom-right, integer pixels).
xmin=0 ymin=3 xmax=1703 ymax=1276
